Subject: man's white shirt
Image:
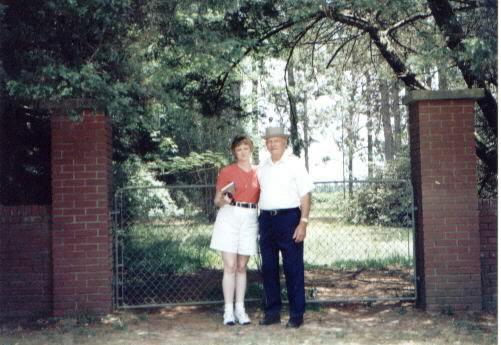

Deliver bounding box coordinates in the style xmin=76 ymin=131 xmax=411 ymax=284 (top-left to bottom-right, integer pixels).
xmin=257 ymin=153 xmax=314 ymax=210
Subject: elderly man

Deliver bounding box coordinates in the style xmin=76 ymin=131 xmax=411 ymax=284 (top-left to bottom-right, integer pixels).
xmin=257 ymin=126 xmax=314 ymax=329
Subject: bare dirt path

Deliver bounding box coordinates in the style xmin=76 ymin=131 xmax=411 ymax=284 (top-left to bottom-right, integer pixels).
xmin=0 ymin=302 xmax=496 ymax=345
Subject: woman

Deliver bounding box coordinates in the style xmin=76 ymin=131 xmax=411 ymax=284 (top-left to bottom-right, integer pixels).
xmin=210 ymin=135 xmax=260 ymax=325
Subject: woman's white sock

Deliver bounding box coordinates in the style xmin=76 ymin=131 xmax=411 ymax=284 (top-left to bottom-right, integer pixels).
xmin=225 ymin=303 xmax=234 ymax=312
xmin=235 ymin=302 xmax=245 ymax=312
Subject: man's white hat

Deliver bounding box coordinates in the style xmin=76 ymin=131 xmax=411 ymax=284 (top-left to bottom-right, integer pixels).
xmin=262 ymin=126 xmax=290 ymax=139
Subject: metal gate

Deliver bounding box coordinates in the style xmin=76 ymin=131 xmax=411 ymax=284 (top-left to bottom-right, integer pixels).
xmin=113 ymin=180 xmax=416 ymax=309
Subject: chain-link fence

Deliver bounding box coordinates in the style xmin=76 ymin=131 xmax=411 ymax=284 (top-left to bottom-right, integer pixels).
xmin=113 ymin=180 xmax=415 ymax=309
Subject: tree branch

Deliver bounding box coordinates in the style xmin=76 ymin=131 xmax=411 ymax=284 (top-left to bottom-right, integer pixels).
xmin=325 ymin=33 xmax=362 ymax=69
xmin=324 ymin=5 xmax=427 ymax=90
xmin=215 ymin=11 xmax=325 ymax=105
xmin=310 ymin=19 xmax=328 ymax=71
xmin=387 ymin=12 xmax=433 ymax=35
xmin=388 ymin=32 xmax=419 ymax=55
xmin=427 ymin=0 xmax=497 ymax=134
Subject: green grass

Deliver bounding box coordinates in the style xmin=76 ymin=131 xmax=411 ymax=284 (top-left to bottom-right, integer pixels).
xmin=120 ymin=218 xmax=414 ymax=274
xmin=304 ymin=220 xmax=413 ymax=267
xmin=305 ymin=255 xmax=413 ymax=271
xmin=118 ymin=184 xmax=415 ymax=274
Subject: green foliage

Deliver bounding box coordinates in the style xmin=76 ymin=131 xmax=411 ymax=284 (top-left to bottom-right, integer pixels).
xmin=224 ymin=1 xmax=281 ymax=39
xmin=150 ymin=151 xmax=228 ymax=178
xmin=224 ymin=0 xmax=497 ymax=195
xmin=2 ymin=0 xmax=496 ymax=204
xmin=335 ymin=184 xmax=413 ymax=227
xmin=113 ymin=156 xmax=170 ymax=221
xmin=125 ymin=231 xmax=216 ymax=275
xmin=148 ymin=150 xmax=228 ymax=221
xmin=333 ymin=158 xmax=412 ymax=226
xmin=121 ymin=223 xmax=222 ymax=302
xmin=461 ymin=37 xmax=497 ymax=82
xmin=2 ymin=0 xmax=139 ymax=104
xmin=476 ymin=108 xmax=497 ymax=198
xmin=456 ymin=1 xmax=497 ymax=86
xmin=135 ymin=1 xmax=249 ymax=118
xmin=2 ymin=1 xmax=254 ymax=207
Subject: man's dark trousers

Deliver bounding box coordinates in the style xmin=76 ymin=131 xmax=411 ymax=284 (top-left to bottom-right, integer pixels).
xmin=259 ymin=208 xmax=305 ymax=322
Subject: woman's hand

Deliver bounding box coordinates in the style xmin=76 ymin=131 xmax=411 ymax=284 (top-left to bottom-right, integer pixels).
xmin=223 ymin=194 xmax=233 ymax=204
xmin=214 ymin=190 xmax=231 ymax=208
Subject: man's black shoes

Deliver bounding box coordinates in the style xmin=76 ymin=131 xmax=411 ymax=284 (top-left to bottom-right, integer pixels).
xmin=259 ymin=314 xmax=303 ymax=328
xmin=286 ymin=318 xmax=303 ymax=329
xmin=259 ymin=314 xmax=281 ymax=326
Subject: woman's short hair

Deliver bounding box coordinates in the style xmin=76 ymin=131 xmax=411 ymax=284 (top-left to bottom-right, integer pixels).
xmin=231 ymin=135 xmax=254 ymax=154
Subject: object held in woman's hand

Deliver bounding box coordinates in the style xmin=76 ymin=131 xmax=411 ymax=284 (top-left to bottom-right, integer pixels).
xmin=221 ymin=182 xmax=235 ymax=202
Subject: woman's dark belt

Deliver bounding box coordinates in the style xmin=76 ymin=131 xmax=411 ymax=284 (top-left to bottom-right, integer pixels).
xmin=230 ymin=201 xmax=258 ymax=209
xmin=260 ymin=207 xmax=299 ymax=216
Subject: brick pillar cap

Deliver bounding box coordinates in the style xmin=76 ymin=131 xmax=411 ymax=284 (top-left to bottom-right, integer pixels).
xmin=402 ymin=88 xmax=485 ymax=105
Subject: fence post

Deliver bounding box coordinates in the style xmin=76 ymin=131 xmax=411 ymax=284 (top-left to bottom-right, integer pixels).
xmin=49 ymin=99 xmax=112 ymax=316
xmin=404 ymin=89 xmax=484 ymax=312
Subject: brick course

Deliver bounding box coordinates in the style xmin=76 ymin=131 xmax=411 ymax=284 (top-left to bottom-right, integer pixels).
xmin=0 ymin=205 xmax=52 ymax=319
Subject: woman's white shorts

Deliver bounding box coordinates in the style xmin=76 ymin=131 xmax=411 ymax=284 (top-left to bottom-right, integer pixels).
xmin=210 ymin=205 xmax=258 ymax=256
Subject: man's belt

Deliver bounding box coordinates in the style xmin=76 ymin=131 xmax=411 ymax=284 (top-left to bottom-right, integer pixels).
xmin=230 ymin=201 xmax=258 ymax=209
xmin=260 ymin=207 xmax=300 ymax=216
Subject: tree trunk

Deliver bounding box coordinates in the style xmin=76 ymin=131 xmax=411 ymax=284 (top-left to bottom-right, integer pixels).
xmin=379 ymin=78 xmax=394 ymax=162
xmin=365 ymin=72 xmax=374 ymax=179
xmin=251 ymin=60 xmax=260 ymax=163
xmin=438 ymin=64 xmax=448 ymax=90
xmin=341 ymin=116 xmax=346 ymax=198
xmin=391 ymin=80 xmax=402 ymax=155
xmin=286 ymin=60 xmax=301 ymax=156
xmin=347 ymin=119 xmax=354 ymax=198
xmin=425 ymin=66 xmax=433 ymax=88
xmin=302 ymin=95 xmax=309 ymax=171
xmin=347 ymin=81 xmax=357 ymax=197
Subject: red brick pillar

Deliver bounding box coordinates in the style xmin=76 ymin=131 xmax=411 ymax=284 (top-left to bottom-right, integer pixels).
xmin=404 ymin=89 xmax=484 ymax=312
xmin=478 ymin=199 xmax=497 ymax=311
xmin=0 ymin=206 xmax=52 ymax=319
xmin=50 ymin=101 xmax=112 ymax=316
xmin=0 ymin=99 xmax=5 ymax=196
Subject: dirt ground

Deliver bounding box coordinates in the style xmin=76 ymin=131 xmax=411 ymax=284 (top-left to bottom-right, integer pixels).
xmin=0 ymin=302 xmax=496 ymax=345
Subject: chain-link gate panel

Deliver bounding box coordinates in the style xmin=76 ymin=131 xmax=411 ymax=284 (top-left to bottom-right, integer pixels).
xmin=113 ymin=181 xmax=415 ymax=309
xmin=306 ymin=180 xmax=415 ymax=302
xmin=113 ymin=185 xmax=259 ymax=308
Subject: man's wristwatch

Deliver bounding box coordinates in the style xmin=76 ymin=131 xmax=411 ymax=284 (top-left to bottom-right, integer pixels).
xmin=300 ymin=217 xmax=309 ymax=224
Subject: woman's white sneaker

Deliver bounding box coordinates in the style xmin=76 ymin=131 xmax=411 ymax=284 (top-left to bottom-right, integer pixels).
xmin=223 ymin=310 xmax=236 ymax=325
xmin=234 ymin=309 xmax=251 ymax=325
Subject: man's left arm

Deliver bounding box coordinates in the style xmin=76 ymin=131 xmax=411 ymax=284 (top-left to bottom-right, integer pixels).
xmin=292 ymin=192 xmax=311 ymax=243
